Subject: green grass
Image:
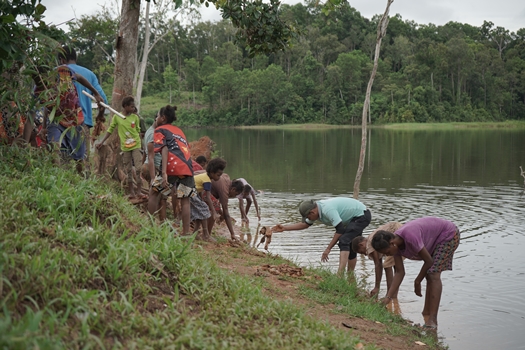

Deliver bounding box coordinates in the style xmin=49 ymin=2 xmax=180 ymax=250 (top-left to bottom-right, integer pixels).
xmin=1 ymin=145 xmax=368 ymax=349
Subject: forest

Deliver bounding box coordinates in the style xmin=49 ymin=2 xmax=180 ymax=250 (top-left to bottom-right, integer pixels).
xmin=7 ymin=1 xmax=525 ymax=127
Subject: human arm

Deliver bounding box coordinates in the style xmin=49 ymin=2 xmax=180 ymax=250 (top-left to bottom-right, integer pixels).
xmin=251 ymin=193 xmax=261 ymax=221
xmin=321 ymin=232 xmax=343 ymax=262
xmin=370 ymin=251 xmax=384 ymax=297
xmin=414 ymin=247 xmax=433 ymax=297
xmin=271 ymin=222 xmax=310 ymax=232
xmin=161 ymin=147 xmax=168 ymax=187
xmin=74 ymin=73 xmax=103 ymax=105
xmin=203 ymin=190 xmax=220 ymax=222
xmin=95 ymin=131 xmax=112 ymax=149
xmin=218 ymin=192 xmax=236 ymax=240
xmin=238 ymin=198 xmax=248 ymax=222
xmin=147 ymin=141 xmax=156 ymax=183
xmin=381 ymin=255 xmax=405 ymax=304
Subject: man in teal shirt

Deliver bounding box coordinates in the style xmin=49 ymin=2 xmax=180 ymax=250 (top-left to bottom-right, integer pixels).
xmin=273 ymin=197 xmax=371 ymax=276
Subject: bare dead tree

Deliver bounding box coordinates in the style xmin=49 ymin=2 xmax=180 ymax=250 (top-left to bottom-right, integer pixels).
xmin=353 ymin=0 xmax=394 ymax=199
xmin=520 ymin=165 xmax=525 ymax=195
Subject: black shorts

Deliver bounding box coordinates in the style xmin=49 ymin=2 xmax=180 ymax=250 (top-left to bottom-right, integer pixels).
xmin=167 ymin=175 xmax=196 ymax=199
xmin=337 ymin=209 xmax=372 ymax=259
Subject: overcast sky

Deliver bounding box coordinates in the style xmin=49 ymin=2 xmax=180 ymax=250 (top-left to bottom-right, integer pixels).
xmin=41 ymin=0 xmax=525 ymax=33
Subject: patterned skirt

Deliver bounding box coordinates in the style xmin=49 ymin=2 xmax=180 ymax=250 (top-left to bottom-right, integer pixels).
xmin=429 ymin=229 xmax=460 ymax=273
xmin=190 ymin=194 xmax=211 ymax=221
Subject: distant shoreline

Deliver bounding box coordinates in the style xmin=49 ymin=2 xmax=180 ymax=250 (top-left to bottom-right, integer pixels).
xmin=236 ymin=121 xmax=525 ymax=130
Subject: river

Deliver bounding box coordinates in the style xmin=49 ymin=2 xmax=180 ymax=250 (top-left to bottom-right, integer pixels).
xmin=185 ymin=126 xmax=525 ymax=350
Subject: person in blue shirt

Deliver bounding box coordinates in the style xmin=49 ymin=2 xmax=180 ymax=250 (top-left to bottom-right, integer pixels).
xmin=59 ymin=46 xmax=108 ymax=128
xmin=272 ymin=197 xmax=371 ymax=276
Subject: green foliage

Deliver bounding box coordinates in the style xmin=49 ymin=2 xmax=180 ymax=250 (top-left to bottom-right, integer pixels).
xmin=0 ymin=145 xmax=370 ymax=348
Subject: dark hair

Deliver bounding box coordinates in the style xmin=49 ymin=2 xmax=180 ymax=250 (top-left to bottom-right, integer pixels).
xmin=371 ymin=230 xmax=396 ymax=251
xmin=59 ymin=46 xmax=77 ymax=62
xmin=162 ymin=105 xmax=177 ymax=123
xmin=351 ymin=236 xmax=367 ymax=254
xmin=231 ymin=180 xmax=244 ymax=194
xmin=243 ymin=184 xmax=252 ymax=194
xmin=122 ymin=96 xmax=135 ymax=108
xmin=196 ymin=155 xmax=207 ymax=165
xmin=206 ymin=158 xmax=226 ymax=174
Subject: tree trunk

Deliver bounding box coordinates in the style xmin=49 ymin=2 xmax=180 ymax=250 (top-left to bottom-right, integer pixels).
xmin=353 ymin=0 xmax=393 ymax=199
xmin=135 ymin=0 xmax=150 ymax=112
xmin=99 ymin=0 xmax=140 ymax=177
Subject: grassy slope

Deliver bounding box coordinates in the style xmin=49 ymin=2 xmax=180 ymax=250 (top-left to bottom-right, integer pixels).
xmin=0 ymin=146 xmax=442 ymax=349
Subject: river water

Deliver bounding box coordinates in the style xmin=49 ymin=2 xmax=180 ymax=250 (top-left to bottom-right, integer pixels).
xmin=185 ymin=127 xmax=525 ymax=349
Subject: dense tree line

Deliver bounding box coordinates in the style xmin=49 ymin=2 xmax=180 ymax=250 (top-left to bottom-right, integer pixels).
xmin=68 ymin=2 xmax=525 ymax=126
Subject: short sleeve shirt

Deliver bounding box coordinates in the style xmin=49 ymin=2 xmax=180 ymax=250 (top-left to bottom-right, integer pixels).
xmin=143 ymin=125 xmax=161 ymax=168
xmin=306 ymin=197 xmax=366 ymax=227
xmin=235 ymin=178 xmax=256 ymax=199
xmin=396 ymin=217 xmax=457 ymax=260
xmin=194 ymin=172 xmax=212 ymax=193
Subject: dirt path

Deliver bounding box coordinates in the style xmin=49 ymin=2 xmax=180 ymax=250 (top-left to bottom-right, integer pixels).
xmin=199 ymin=223 xmax=438 ymax=350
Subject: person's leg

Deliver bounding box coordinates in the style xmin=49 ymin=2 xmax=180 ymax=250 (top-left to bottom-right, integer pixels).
xmin=207 ymin=216 xmax=215 ymax=235
xmin=180 ymin=196 xmax=190 ymax=235
xmin=148 ymin=189 xmax=162 ymax=216
xmin=245 ymin=198 xmax=252 ymax=215
xmin=424 ymin=272 xmax=442 ymax=327
xmin=132 ymin=149 xmax=144 ymax=197
xmin=159 ymin=198 xmax=167 ymax=221
xmin=122 ymin=151 xmax=135 ymax=197
xmin=337 ymin=250 xmax=350 ymax=276
xmin=384 ymin=267 xmax=394 ymax=296
xmin=46 ymin=123 xmax=64 ymax=164
xmin=69 ymin=125 xmax=87 ymax=174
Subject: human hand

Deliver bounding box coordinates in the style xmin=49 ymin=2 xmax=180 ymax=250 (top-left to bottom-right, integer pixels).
xmin=212 ymin=213 xmax=220 ymax=222
xmin=414 ymin=280 xmax=422 ymax=297
xmin=321 ymin=248 xmax=331 ymax=262
xmin=272 ymin=224 xmax=284 ymax=232
xmin=162 ymin=173 xmax=169 ymax=188
xmin=230 ymin=234 xmax=238 ymax=241
xmin=94 ymin=93 xmax=104 ymax=104
xmin=95 ymin=142 xmax=103 ymax=150
xmin=257 ymin=214 xmax=261 ymax=221
xmin=369 ymin=288 xmax=379 ymax=297
xmin=241 ymin=217 xmax=249 ymax=223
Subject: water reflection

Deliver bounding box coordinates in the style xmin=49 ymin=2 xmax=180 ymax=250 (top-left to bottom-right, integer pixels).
xmin=184 ymin=128 xmax=525 ymax=350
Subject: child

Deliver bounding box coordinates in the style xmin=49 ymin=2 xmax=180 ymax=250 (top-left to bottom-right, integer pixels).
xmin=352 ymin=222 xmax=404 ymax=298
xmin=96 ymin=96 xmax=145 ymax=199
xmin=153 ymin=105 xmax=194 ymax=235
xmin=272 ymin=197 xmax=371 ymax=276
xmin=233 ymin=178 xmax=261 ymax=222
xmin=191 ymin=158 xmax=225 ymax=241
xmin=371 ymin=216 xmax=460 ymax=329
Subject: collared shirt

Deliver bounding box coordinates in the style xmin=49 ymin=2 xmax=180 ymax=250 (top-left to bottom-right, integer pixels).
xmin=305 ymin=197 xmax=366 ymax=227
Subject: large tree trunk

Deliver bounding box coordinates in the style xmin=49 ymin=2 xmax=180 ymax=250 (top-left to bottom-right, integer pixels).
xmin=135 ymin=1 xmax=150 ymax=111
xmin=353 ymin=0 xmax=393 ymax=199
xmin=99 ymin=0 xmax=141 ymax=178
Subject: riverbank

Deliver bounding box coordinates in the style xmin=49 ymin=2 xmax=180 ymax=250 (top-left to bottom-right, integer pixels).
xmin=238 ymin=120 xmax=525 ymax=130
xmin=0 ymin=145 xmax=444 ymax=349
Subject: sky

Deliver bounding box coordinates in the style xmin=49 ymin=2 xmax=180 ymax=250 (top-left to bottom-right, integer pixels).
xmin=41 ymin=0 xmax=525 ymax=33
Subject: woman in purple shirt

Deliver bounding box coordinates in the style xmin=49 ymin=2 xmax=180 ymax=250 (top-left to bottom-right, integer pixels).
xmin=371 ymin=217 xmax=460 ymax=329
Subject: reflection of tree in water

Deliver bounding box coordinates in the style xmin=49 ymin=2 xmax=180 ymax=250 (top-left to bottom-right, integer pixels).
xmin=520 ymin=166 xmax=525 ymax=196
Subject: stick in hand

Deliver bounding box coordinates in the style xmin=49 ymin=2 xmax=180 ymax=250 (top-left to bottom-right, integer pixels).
xmin=82 ymin=91 xmax=127 ymax=119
